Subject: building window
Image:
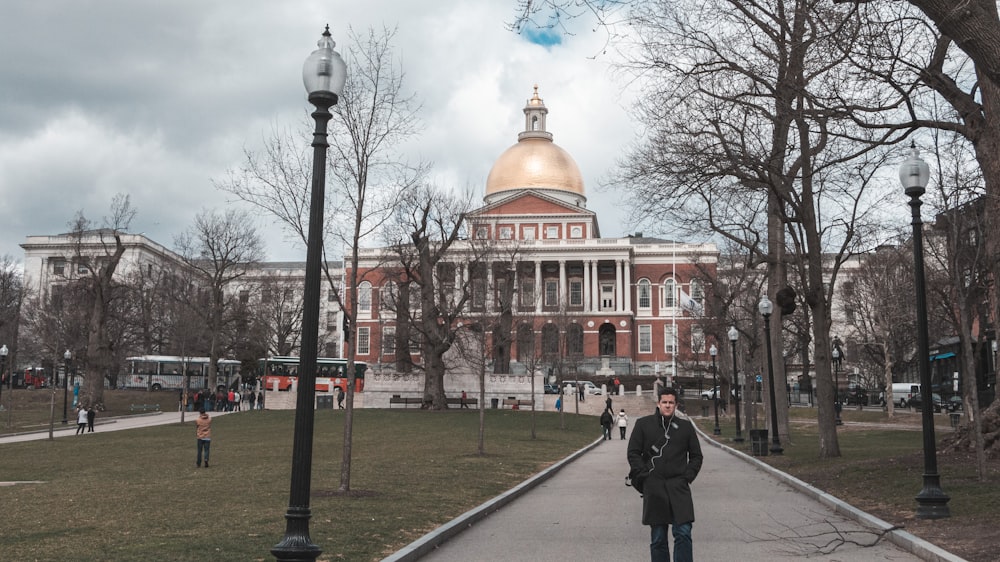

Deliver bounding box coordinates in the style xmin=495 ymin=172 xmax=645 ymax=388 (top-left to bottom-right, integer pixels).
xmin=570 ymin=225 xmax=583 ymax=238
xmin=472 ymin=278 xmax=486 ymax=310
xmin=662 ymin=278 xmax=676 ymax=308
xmin=637 ymin=279 xmax=652 ymax=310
xmin=382 ymin=325 xmax=396 ymax=357
xmin=691 ymin=325 xmax=705 ymax=354
xmin=476 ymin=226 xmax=489 ymax=239
xmin=327 ymin=311 xmax=337 ymax=329
xmin=689 ymin=279 xmax=704 ymax=309
xmin=523 ymin=227 xmax=535 ymax=240
xmin=601 ymin=284 xmax=615 ymax=310
xmin=569 ymin=280 xmax=583 ymax=306
xmin=239 ymin=290 xmax=250 ymax=305
xmin=639 ymin=325 xmax=652 ymax=353
xmin=380 ymin=282 xmax=396 ymax=311
xmin=358 ymin=282 xmax=372 ymax=315
xmin=546 ymin=226 xmax=559 ymax=239
xmin=520 ymin=279 xmax=535 ymax=308
xmin=664 ymin=325 xmax=676 ymax=354
xmin=499 ymin=226 xmax=512 ymax=240
xmin=542 ymin=324 xmax=560 ymax=356
xmin=356 ymin=327 xmax=370 ymax=355
xmin=566 ymin=323 xmax=584 ymax=355
xmin=544 ymin=280 xmax=558 ymax=307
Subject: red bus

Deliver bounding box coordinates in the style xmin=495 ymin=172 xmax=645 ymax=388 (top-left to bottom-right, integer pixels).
xmin=261 ymin=356 xmax=367 ymax=392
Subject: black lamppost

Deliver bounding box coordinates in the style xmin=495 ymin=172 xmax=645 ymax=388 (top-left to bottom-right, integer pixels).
xmin=271 ymin=26 xmax=346 ymax=562
xmin=832 ymin=341 xmax=843 ymax=426
xmin=62 ymin=350 xmax=71 ymax=424
xmin=728 ymin=326 xmax=743 ymax=442
xmin=709 ymin=344 xmax=720 ymax=435
xmin=759 ymin=296 xmax=783 ymax=455
xmin=899 ymin=144 xmax=950 ymax=519
xmin=0 ymin=344 xmax=7 ymax=410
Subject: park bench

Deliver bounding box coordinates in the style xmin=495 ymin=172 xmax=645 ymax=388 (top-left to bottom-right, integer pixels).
xmin=129 ymin=403 xmax=161 ymax=413
xmin=388 ymin=395 xmax=423 ymax=408
xmin=445 ymin=397 xmax=478 ymax=407
xmin=501 ymin=398 xmax=534 ymax=409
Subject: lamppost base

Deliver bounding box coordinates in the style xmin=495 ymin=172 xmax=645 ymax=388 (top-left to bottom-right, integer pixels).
xmin=915 ymin=480 xmax=951 ymax=519
xmin=769 ymin=443 xmax=783 ymax=455
xmin=733 ymin=435 xmax=744 ymax=443
xmin=835 ymin=418 xmax=843 ymax=426
xmin=713 ymin=427 xmax=721 ymax=435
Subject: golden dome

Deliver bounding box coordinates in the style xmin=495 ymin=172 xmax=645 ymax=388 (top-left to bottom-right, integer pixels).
xmin=484 ymin=86 xmax=585 ymax=197
xmin=485 ymin=138 xmax=585 ymax=196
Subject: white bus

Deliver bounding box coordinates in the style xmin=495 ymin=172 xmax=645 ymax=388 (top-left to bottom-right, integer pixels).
xmin=124 ymin=355 xmax=242 ymax=391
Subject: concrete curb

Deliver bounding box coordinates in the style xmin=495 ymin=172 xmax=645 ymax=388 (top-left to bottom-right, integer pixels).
xmin=383 ymin=436 xmax=605 ymax=562
xmin=696 ymin=427 xmax=967 ymax=562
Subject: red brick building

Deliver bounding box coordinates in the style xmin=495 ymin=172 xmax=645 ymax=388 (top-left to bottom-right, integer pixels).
xmin=348 ymin=87 xmax=718 ymax=381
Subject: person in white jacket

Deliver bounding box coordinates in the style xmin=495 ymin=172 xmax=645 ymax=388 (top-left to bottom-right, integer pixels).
xmin=616 ymin=409 xmax=629 ymax=440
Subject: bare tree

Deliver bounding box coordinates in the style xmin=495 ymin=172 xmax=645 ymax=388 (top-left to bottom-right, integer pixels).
xmin=174 ymin=208 xmax=264 ymax=389
xmin=218 ymin=26 xmax=423 ymax=492
xmin=59 ymin=194 xmax=136 ymax=408
xmin=380 ymin=185 xmax=478 ymax=409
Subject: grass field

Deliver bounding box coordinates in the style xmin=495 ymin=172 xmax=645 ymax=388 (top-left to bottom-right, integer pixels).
xmin=0 ymin=402 xmax=595 ymax=561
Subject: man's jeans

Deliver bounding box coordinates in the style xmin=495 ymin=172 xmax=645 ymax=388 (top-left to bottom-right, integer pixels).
xmin=197 ymin=439 xmax=211 ymax=466
xmin=650 ymin=522 xmax=692 ymax=562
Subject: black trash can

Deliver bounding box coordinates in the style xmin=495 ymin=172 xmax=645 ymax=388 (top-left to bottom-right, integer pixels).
xmin=316 ymin=395 xmax=333 ymax=410
xmin=491 ymin=397 xmax=499 ymax=409
xmin=749 ymin=429 xmax=768 ymax=456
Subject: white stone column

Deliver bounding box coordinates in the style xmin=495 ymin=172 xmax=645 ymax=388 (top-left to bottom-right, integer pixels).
xmin=623 ymin=259 xmax=632 ymax=312
xmin=615 ymin=259 xmax=623 ymax=313
xmin=591 ymin=260 xmax=600 ymax=312
xmin=512 ymin=263 xmax=519 ymax=313
xmin=558 ymin=260 xmax=567 ymax=309
xmin=486 ymin=263 xmax=494 ymax=313
xmin=454 ymin=262 xmax=463 ymax=312
xmin=583 ymin=259 xmax=591 ymax=312
xmin=535 ymin=260 xmax=543 ymax=313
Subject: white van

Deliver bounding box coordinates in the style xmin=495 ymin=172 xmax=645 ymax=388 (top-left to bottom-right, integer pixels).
xmin=563 ymin=380 xmax=603 ymax=395
xmin=886 ymin=382 xmax=919 ymax=408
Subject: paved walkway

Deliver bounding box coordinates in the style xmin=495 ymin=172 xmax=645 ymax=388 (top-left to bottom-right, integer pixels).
xmin=0 ymin=410 xmax=232 ymax=445
xmin=388 ymin=426 xmax=965 ymax=562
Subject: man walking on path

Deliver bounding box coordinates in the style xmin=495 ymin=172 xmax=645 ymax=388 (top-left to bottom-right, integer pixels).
xmin=627 ymin=388 xmax=703 ymax=562
xmin=86 ymin=407 xmax=96 ymax=432
xmin=195 ymin=409 xmax=212 ymax=468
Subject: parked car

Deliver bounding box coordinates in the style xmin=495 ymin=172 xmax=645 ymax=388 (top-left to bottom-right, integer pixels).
xmin=543 ymin=384 xmax=560 ymax=395
xmin=564 ymin=380 xmax=603 ymax=395
xmin=907 ymin=392 xmax=944 ymax=413
xmin=700 ymin=386 xmax=734 ymax=400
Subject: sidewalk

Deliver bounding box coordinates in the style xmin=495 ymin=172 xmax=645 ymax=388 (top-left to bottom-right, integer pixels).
xmin=0 ymin=410 xmax=232 ymax=445
xmin=388 ymin=426 xmax=964 ymax=562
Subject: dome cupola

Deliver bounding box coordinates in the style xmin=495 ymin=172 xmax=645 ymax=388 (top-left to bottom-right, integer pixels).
xmin=484 ymin=86 xmax=586 ymax=205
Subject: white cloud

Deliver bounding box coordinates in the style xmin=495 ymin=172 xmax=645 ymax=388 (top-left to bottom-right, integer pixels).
xmin=0 ymin=0 xmax=638 ymax=262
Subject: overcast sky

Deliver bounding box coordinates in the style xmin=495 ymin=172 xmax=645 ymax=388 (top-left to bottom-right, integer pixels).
xmin=0 ymin=1 xmax=641 ymax=263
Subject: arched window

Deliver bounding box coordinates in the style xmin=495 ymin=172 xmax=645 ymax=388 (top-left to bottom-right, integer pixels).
xmin=637 ymin=278 xmax=652 ymax=310
xmin=690 ymin=278 xmax=704 ymax=308
xmin=380 ymin=281 xmax=396 ymax=312
xmin=661 ymin=278 xmax=676 ymax=308
xmin=542 ymin=324 xmax=560 ymax=356
xmin=532 ymin=115 xmax=539 ymax=131
xmin=565 ymin=324 xmax=584 ymax=355
xmin=358 ymin=282 xmax=372 ymax=316
xmin=517 ymin=324 xmax=535 ymax=362
xmin=599 ymin=323 xmax=616 ymax=356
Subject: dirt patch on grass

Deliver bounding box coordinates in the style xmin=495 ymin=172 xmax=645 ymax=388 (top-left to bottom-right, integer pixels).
xmin=312 ymin=489 xmax=381 ymax=498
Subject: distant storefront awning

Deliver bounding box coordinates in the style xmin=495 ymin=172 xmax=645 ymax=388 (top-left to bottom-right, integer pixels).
xmin=930 ymin=352 xmax=956 ymax=361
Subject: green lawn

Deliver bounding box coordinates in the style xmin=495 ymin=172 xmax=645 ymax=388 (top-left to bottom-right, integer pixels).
xmin=0 ymin=408 xmax=595 ymax=561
